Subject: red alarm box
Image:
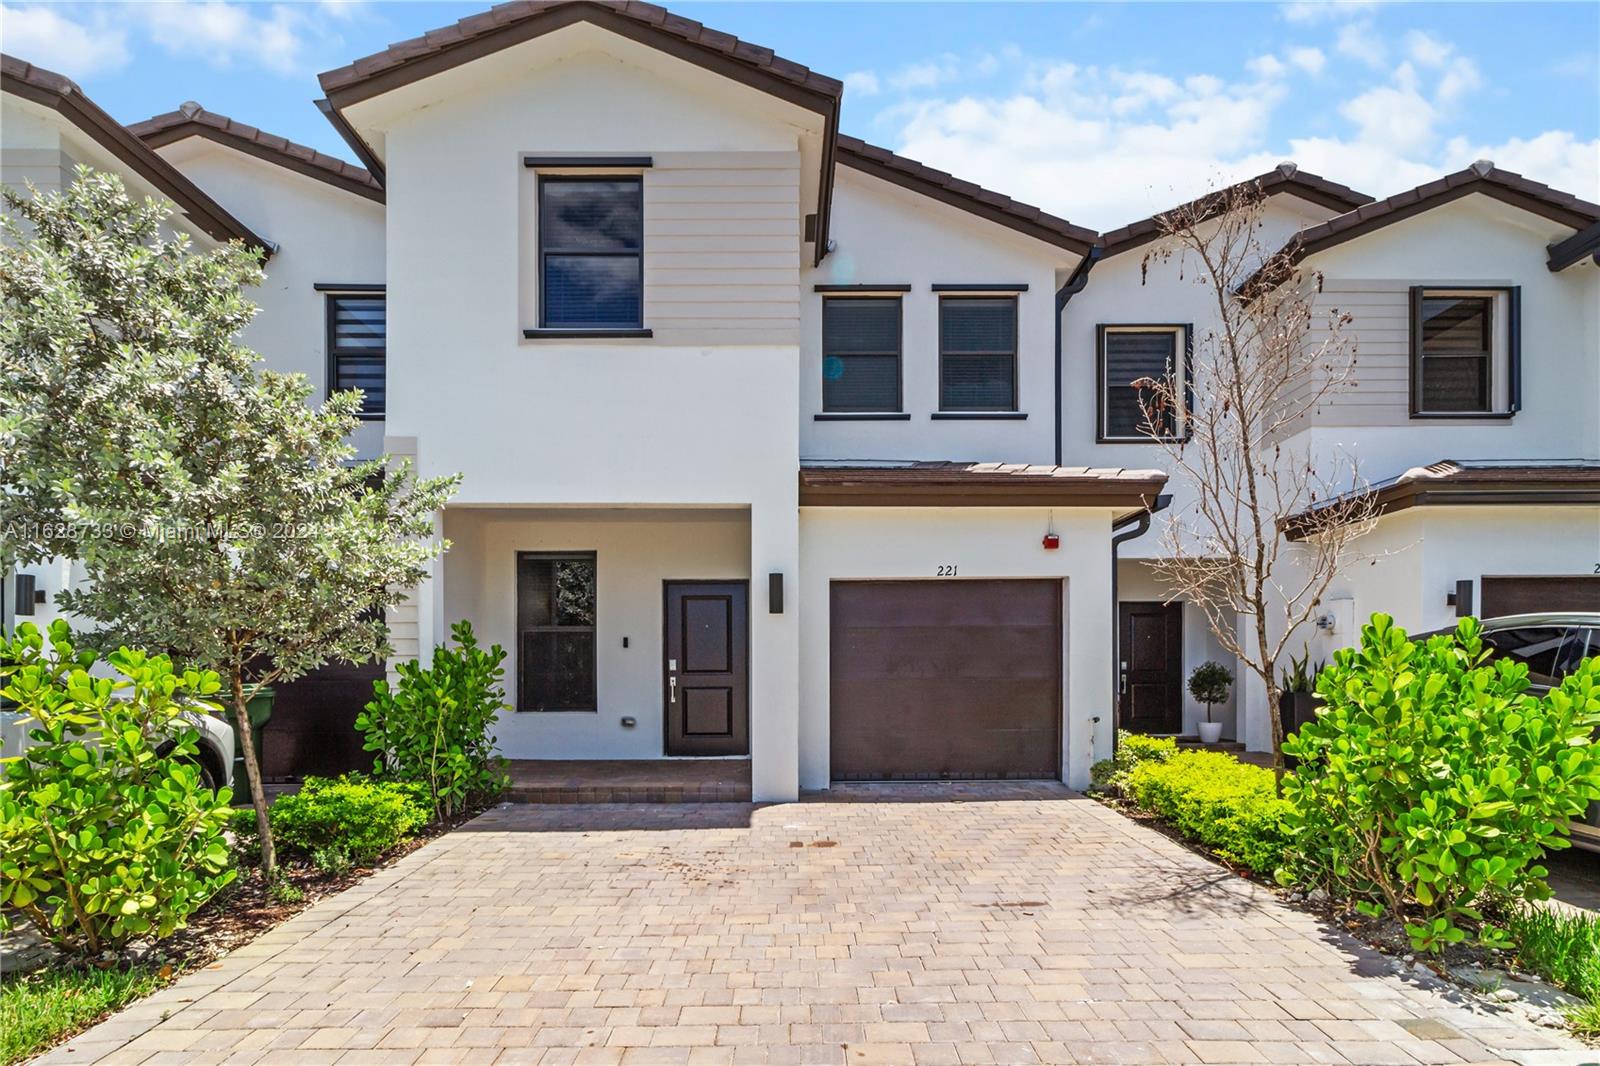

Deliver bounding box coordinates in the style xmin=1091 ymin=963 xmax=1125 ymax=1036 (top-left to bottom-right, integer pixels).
xmin=1042 ymin=533 xmax=1060 ymax=550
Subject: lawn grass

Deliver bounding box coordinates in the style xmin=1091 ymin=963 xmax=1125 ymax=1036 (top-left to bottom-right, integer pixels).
xmin=0 ymin=965 xmax=164 ymax=1065
xmin=1502 ymin=901 xmax=1600 ymax=1033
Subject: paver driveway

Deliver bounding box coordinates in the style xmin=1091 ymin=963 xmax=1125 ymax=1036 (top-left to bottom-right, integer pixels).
xmin=39 ymin=786 xmax=1596 ymax=1066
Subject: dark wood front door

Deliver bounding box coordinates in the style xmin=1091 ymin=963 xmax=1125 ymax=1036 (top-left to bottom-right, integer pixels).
xmin=1119 ymin=601 xmax=1183 ymax=734
xmin=663 ymin=581 xmax=749 ymax=756
xmin=829 ymin=580 xmax=1062 ymax=780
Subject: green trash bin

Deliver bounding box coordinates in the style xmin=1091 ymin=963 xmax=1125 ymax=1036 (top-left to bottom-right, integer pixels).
xmin=229 ymin=686 xmax=275 ymax=791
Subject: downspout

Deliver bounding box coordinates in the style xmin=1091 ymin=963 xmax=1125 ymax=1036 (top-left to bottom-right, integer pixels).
xmin=1109 ymin=493 xmax=1171 ymax=757
xmin=1054 ymin=246 xmax=1102 ymax=466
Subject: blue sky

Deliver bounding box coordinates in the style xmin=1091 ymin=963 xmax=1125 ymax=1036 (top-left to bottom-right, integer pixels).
xmin=5 ymin=1 xmax=1596 ymax=229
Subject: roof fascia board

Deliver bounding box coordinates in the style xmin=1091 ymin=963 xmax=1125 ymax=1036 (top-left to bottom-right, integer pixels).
xmin=140 ymin=121 xmax=385 ymax=203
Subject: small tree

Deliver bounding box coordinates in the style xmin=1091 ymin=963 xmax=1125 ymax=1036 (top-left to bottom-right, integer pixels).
xmin=0 ymin=170 xmax=458 ymax=876
xmin=1188 ymin=660 xmax=1233 ymax=726
xmin=1132 ymin=178 xmax=1378 ymax=770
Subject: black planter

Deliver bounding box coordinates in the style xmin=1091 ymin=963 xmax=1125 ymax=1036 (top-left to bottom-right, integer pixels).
xmin=1278 ymin=691 xmax=1321 ymax=768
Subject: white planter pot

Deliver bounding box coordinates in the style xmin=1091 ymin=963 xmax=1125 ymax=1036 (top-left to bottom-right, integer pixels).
xmin=1197 ymin=720 xmax=1224 ymax=744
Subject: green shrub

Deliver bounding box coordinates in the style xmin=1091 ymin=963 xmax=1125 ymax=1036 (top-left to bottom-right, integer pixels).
xmin=1095 ymin=731 xmax=1177 ymax=794
xmin=0 ymin=621 xmax=237 ymax=954
xmin=356 ymin=621 xmax=510 ymax=820
xmin=1125 ymin=750 xmax=1291 ymax=874
xmin=232 ymin=775 xmax=430 ymax=867
xmin=1280 ymin=614 xmax=1600 ymax=953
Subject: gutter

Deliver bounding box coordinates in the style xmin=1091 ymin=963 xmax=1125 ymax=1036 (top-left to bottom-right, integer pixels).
xmin=1108 ymin=493 xmax=1171 ymax=755
xmin=1054 ymin=246 xmax=1102 ymax=466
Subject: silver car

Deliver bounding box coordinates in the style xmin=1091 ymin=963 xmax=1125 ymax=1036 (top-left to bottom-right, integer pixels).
xmin=1 ymin=702 xmax=235 ymax=792
xmin=1467 ymin=613 xmax=1599 ymax=853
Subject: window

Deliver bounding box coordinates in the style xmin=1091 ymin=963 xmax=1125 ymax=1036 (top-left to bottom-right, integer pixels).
xmin=1410 ymin=287 xmax=1519 ymax=416
xmin=539 ymin=177 xmax=643 ymax=330
xmin=822 ymin=297 xmax=901 ymax=412
xmin=1098 ymin=326 xmax=1189 ymax=442
xmin=326 ymin=294 xmax=385 ymax=418
xmin=517 ymin=552 xmax=597 ymax=712
xmin=939 ymin=296 xmax=1017 ymax=411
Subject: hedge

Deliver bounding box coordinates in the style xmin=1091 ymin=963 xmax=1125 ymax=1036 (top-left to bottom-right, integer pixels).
xmin=1124 ymin=749 xmax=1292 ymax=875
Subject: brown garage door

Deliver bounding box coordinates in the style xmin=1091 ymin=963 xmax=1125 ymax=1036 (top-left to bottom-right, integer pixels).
xmin=1480 ymin=576 xmax=1600 ymax=618
xmin=830 ymin=580 xmax=1061 ymax=781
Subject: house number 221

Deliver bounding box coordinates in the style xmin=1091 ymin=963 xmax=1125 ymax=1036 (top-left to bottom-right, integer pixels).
xmin=936 ymin=564 xmax=958 ymax=576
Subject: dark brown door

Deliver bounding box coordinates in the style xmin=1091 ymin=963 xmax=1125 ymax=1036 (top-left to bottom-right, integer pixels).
xmin=663 ymin=582 xmax=749 ymax=756
xmin=1119 ymin=601 xmax=1183 ymax=735
xmin=1480 ymin=576 xmax=1600 ymax=618
xmin=830 ymin=580 xmax=1061 ymax=781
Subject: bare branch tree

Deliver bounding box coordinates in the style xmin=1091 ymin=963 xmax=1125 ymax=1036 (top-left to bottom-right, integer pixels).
xmin=1129 ymin=179 xmax=1379 ymax=770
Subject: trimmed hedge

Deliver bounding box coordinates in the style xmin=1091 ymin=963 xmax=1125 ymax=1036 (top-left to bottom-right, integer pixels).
xmin=1124 ymin=750 xmax=1292 ymax=875
xmin=1090 ymin=731 xmax=1177 ymax=791
xmin=232 ymin=775 xmax=431 ymax=869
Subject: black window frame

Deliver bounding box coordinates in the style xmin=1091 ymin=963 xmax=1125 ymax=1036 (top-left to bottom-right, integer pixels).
xmin=1096 ymin=324 xmax=1193 ymax=443
xmin=537 ymin=175 xmax=645 ymax=332
xmin=516 ymin=550 xmax=598 ymax=713
xmin=1408 ymin=285 xmax=1520 ymax=419
xmin=324 ymin=291 xmax=386 ymax=420
xmin=937 ymin=294 xmax=1019 ymax=413
xmin=820 ymin=295 xmax=904 ymax=414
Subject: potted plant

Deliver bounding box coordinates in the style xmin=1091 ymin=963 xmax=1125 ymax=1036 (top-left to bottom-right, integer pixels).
xmin=1188 ymin=661 xmax=1233 ymax=744
xmin=1278 ymin=648 xmax=1324 ymax=745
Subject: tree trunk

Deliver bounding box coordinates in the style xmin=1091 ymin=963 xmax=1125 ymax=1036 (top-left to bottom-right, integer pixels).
xmin=231 ymin=672 xmax=276 ymax=877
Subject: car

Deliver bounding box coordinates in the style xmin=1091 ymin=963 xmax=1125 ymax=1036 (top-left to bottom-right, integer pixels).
xmin=1 ymin=702 xmax=235 ymax=792
xmin=1467 ymin=613 xmax=1599 ymax=854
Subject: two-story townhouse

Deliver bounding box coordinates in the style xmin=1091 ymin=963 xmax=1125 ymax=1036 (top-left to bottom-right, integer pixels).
xmin=6 ymin=0 xmax=1597 ymax=792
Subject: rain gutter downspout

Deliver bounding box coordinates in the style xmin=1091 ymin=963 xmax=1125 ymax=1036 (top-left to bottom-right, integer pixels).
xmin=1109 ymin=493 xmax=1171 ymax=756
xmin=1054 ymin=246 xmax=1103 ymax=466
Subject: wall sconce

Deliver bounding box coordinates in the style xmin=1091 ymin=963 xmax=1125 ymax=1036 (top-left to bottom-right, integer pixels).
xmin=1445 ymin=579 xmax=1473 ymax=618
xmin=768 ymin=572 xmax=784 ymax=614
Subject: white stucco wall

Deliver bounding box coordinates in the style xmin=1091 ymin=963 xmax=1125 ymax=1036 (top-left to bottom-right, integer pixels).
xmin=800 ymin=167 xmax=1078 ymax=464
xmin=798 ymin=506 xmax=1117 ymax=791
xmin=441 ymin=507 xmax=751 ymax=761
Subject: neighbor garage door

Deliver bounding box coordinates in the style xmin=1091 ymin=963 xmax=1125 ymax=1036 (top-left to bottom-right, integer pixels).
xmin=1480 ymin=576 xmax=1600 ymax=618
xmin=829 ymin=580 xmax=1061 ymax=780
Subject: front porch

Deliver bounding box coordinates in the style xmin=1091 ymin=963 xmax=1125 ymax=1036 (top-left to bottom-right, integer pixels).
xmin=504 ymin=758 xmax=752 ymax=804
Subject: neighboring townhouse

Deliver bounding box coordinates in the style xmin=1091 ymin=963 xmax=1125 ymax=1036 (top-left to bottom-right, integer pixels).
xmin=3 ymin=0 xmax=1597 ymax=796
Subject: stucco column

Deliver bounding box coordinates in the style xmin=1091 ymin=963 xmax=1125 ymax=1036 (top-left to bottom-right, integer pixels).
xmin=748 ymin=499 xmax=800 ymax=803
xmin=1065 ymin=512 xmax=1115 ymax=789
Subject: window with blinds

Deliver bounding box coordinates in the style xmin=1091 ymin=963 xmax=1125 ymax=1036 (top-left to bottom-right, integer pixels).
xmin=326 ymin=294 xmax=385 ymax=418
xmin=1413 ymin=290 xmax=1500 ymax=414
xmin=517 ymin=552 xmax=598 ymax=712
xmin=539 ymin=177 xmax=643 ymax=329
xmin=822 ymin=297 xmax=901 ymax=412
xmin=1099 ymin=327 xmax=1184 ymax=441
xmin=939 ymin=296 xmax=1017 ymax=411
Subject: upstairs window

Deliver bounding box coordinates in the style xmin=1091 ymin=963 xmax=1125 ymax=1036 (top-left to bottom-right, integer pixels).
xmin=1098 ymin=326 xmax=1188 ymax=442
xmin=517 ymin=551 xmax=597 ymax=712
xmin=822 ymin=297 xmax=902 ymax=412
xmin=539 ymin=177 xmax=643 ymax=330
xmin=326 ymin=293 xmax=385 ymax=418
xmin=939 ymin=296 xmax=1017 ymax=411
xmin=1410 ymin=287 xmax=1519 ymax=417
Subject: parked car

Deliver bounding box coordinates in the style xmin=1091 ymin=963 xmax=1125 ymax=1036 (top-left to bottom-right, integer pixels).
xmin=1454 ymin=613 xmax=1599 ymax=853
xmin=1 ymin=703 xmax=235 ymax=792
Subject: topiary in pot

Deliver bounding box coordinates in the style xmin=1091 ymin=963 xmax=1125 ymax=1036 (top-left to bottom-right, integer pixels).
xmin=1189 ymin=661 xmax=1234 ymax=744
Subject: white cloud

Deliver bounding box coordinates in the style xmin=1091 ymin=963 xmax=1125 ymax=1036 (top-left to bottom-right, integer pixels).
xmin=138 ymin=2 xmax=309 ymax=76
xmin=1335 ymin=21 xmax=1386 ymax=68
xmin=1281 ymin=1 xmax=1379 ymax=24
xmin=844 ymin=71 xmax=880 ymax=97
xmin=0 ymin=4 xmax=129 ymax=77
xmin=1286 ymin=46 xmax=1327 ymax=75
xmin=857 ymin=31 xmax=1598 ymax=231
xmin=889 ymin=56 xmax=961 ymax=92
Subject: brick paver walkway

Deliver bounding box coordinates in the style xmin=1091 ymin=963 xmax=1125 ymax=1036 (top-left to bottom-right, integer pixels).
xmin=38 ymin=788 xmax=1596 ymax=1065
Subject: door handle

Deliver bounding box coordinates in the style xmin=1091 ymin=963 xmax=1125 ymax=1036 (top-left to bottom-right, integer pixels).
xmin=669 ymin=676 xmax=677 ymax=704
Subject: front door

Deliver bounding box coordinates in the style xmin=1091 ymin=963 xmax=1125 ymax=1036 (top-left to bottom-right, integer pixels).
xmin=1119 ymin=601 xmax=1183 ymax=734
xmin=663 ymin=581 xmax=749 ymax=756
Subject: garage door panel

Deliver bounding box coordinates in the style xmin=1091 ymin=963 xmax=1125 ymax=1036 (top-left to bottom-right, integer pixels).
xmin=1481 ymin=576 xmax=1600 ymax=618
xmin=830 ymin=580 xmax=1061 ymax=781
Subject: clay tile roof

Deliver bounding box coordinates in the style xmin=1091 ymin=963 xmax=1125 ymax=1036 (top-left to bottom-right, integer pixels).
xmin=834 ymin=135 xmax=1097 ymax=255
xmin=130 ymin=104 xmax=383 ymax=203
xmin=1098 ymin=162 xmax=1373 ymax=258
xmin=2 ymin=54 xmax=270 ymax=253
xmin=799 ymin=462 xmax=1167 ymax=514
xmin=317 ymin=0 xmax=844 ymax=105
xmin=1282 ymin=459 xmax=1600 ymax=540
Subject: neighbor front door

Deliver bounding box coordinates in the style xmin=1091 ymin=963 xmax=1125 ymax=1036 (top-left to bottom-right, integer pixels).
xmin=663 ymin=581 xmax=749 ymax=756
xmin=1118 ymin=601 xmax=1183 ymax=734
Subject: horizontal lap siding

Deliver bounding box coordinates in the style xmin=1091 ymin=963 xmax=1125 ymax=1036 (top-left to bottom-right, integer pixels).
xmin=1303 ymin=280 xmax=1412 ymax=426
xmin=645 ymin=152 xmax=801 ymax=346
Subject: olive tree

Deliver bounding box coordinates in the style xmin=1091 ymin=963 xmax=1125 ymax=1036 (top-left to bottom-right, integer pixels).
xmin=1 ymin=170 xmax=457 ymax=875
